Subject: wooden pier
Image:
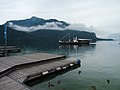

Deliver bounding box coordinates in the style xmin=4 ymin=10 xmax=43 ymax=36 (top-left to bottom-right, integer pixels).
xmin=0 ymin=53 xmax=80 ymax=90
xmin=0 ymin=46 xmax=21 ymax=57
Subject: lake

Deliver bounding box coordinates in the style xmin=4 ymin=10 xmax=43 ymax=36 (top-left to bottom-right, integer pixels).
xmin=25 ymin=41 xmax=120 ymax=90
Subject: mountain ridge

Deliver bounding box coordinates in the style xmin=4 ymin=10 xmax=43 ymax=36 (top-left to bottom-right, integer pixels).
xmin=0 ymin=16 xmax=112 ymax=47
xmin=6 ymin=16 xmax=70 ymax=27
xmin=4 ymin=16 xmax=72 ymax=32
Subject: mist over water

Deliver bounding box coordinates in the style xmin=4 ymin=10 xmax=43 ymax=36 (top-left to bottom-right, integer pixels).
xmin=25 ymin=41 xmax=120 ymax=90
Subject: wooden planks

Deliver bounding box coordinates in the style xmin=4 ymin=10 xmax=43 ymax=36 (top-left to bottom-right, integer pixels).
xmin=0 ymin=76 xmax=31 ymax=90
xmin=0 ymin=53 xmax=65 ymax=74
xmin=0 ymin=53 xmax=78 ymax=90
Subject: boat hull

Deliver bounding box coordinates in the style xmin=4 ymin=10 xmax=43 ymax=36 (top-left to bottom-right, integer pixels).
xmin=59 ymin=41 xmax=90 ymax=45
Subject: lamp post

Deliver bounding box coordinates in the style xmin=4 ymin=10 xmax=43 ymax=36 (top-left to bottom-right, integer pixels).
xmin=4 ymin=23 xmax=7 ymax=56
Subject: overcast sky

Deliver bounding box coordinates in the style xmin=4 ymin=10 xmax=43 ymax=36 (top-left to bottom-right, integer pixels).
xmin=0 ymin=0 xmax=120 ymax=37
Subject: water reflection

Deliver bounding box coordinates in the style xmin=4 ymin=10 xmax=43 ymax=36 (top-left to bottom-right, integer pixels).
xmin=58 ymin=44 xmax=96 ymax=57
xmin=13 ymin=43 xmax=96 ymax=57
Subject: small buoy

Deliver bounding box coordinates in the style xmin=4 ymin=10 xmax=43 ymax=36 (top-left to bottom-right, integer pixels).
xmin=90 ymin=85 xmax=96 ymax=90
xmin=78 ymin=71 xmax=81 ymax=74
xmin=48 ymin=82 xmax=51 ymax=87
xmin=58 ymin=80 xmax=61 ymax=85
xmin=51 ymin=84 xmax=55 ymax=87
xmin=107 ymin=79 xmax=110 ymax=84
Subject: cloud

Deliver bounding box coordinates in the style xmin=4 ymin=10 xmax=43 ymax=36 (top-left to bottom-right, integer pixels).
xmin=9 ymin=21 xmax=95 ymax=33
xmin=66 ymin=23 xmax=110 ymax=38
xmin=1 ymin=0 xmax=120 ymax=38
xmin=66 ymin=23 xmax=94 ymax=32
xmin=9 ymin=21 xmax=111 ymax=38
xmin=9 ymin=22 xmax=65 ymax=32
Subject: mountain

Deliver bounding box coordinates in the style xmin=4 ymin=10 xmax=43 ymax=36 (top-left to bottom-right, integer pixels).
xmin=6 ymin=16 xmax=70 ymax=32
xmin=0 ymin=16 xmax=106 ymax=47
xmin=9 ymin=16 xmax=70 ymax=27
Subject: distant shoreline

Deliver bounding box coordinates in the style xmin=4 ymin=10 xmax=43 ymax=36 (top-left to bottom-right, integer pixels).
xmin=97 ymin=38 xmax=114 ymax=41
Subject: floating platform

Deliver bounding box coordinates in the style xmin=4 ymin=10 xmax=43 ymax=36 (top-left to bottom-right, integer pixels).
xmin=0 ymin=53 xmax=80 ymax=90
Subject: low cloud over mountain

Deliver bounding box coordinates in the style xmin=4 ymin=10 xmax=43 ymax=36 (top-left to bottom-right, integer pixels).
xmin=7 ymin=16 xmax=94 ymax=32
xmin=9 ymin=22 xmax=65 ymax=32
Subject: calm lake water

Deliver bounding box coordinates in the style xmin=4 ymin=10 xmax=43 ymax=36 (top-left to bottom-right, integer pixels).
xmin=25 ymin=41 xmax=120 ymax=90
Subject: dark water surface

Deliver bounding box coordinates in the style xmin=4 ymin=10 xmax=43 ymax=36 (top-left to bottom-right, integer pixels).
xmin=24 ymin=41 xmax=120 ymax=90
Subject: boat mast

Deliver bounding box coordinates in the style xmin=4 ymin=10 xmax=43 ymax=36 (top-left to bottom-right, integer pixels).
xmin=59 ymin=30 xmax=71 ymax=42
